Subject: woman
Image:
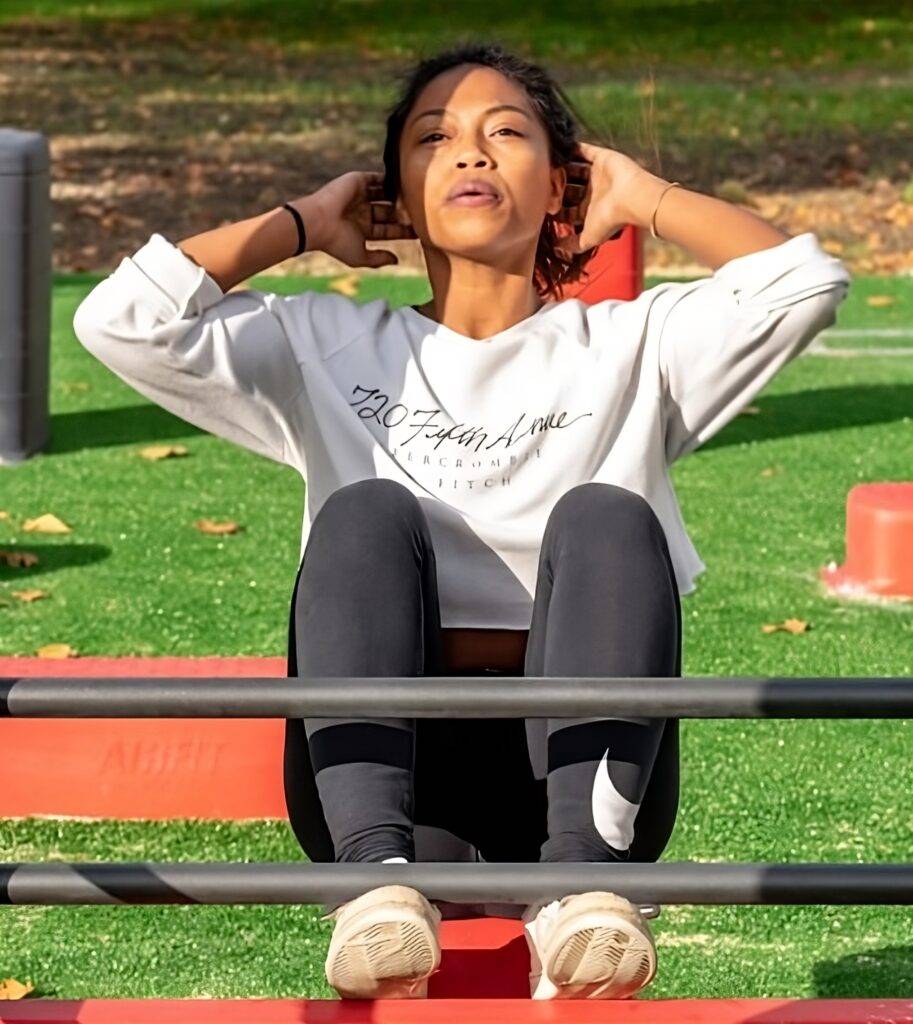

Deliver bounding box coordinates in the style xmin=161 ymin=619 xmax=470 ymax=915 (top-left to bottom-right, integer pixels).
xmin=73 ymin=42 xmax=850 ymax=1002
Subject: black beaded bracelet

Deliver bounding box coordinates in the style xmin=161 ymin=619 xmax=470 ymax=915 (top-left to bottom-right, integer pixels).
xmin=282 ymin=202 xmax=307 ymax=256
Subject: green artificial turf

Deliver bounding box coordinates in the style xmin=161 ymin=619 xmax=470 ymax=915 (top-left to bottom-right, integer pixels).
xmin=1 ymin=269 xmax=912 ymax=1000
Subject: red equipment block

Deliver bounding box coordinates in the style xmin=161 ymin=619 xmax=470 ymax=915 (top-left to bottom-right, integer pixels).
xmin=820 ymin=482 xmax=913 ymax=600
xmin=4 ymin=996 xmax=913 ymax=1021
xmin=554 ymin=223 xmax=644 ymax=302
xmin=0 ymin=656 xmax=289 ymax=820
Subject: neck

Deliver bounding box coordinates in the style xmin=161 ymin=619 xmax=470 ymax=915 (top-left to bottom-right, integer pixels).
xmin=417 ymin=250 xmax=544 ymax=340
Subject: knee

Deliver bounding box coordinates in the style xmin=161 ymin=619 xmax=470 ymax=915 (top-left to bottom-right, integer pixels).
xmin=545 ymin=483 xmax=663 ymax=552
xmin=311 ymin=478 xmax=428 ymax=546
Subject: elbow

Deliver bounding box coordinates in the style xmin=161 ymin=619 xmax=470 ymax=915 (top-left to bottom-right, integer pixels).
xmin=815 ymin=278 xmax=850 ymax=325
xmin=789 ymin=282 xmax=848 ymax=358
xmin=72 ymin=295 xmax=106 ymax=354
xmin=72 ymin=286 xmax=153 ymax=358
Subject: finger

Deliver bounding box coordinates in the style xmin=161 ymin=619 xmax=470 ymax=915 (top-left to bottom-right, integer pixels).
xmin=370 ymin=199 xmax=398 ymax=223
xmin=370 ymin=199 xmax=413 ymax=231
xmin=369 ymin=219 xmax=416 ymax=241
xmin=365 ymin=173 xmax=389 ymax=201
xmin=562 ymin=182 xmax=588 ymax=208
xmin=363 ymin=247 xmax=398 ymax=268
xmin=563 ymin=203 xmax=585 ymax=226
xmin=565 ymin=159 xmax=591 ymax=178
xmin=369 ymin=201 xmax=417 ymax=240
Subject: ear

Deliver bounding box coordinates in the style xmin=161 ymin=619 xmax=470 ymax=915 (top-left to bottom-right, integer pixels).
xmin=548 ymin=164 xmax=568 ymax=218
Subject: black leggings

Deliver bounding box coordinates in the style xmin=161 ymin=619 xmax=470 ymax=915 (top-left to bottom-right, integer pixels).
xmin=283 ymin=478 xmax=681 ymax=866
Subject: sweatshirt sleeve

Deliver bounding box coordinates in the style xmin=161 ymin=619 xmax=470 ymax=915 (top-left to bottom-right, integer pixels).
xmin=657 ymin=231 xmax=851 ymax=463
xmin=72 ymin=231 xmax=310 ymax=464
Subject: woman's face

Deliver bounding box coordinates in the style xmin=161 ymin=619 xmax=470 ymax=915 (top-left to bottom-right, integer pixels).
xmin=396 ymin=63 xmax=566 ymax=263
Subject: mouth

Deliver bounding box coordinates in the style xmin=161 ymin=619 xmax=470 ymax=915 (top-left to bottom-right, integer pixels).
xmin=448 ymin=192 xmax=503 ymax=206
xmin=446 ymin=191 xmax=502 ymax=207
xmin=446 ymin=179 xmax=503 ymax=204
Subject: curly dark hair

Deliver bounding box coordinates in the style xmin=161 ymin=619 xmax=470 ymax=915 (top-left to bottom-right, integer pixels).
xmin=381 ymin=40 xmax=611 ymax=301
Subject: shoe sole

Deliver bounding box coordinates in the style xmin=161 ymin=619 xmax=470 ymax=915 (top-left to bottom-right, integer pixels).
xmin=542 ymin=892 xmax=657 ymax=999
xmin=324 ymin=884 xmax=441 ymax=1000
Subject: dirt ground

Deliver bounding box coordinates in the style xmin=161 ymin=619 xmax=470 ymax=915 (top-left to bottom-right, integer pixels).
xmin=3 ymin=15 xmax=912 ymax=279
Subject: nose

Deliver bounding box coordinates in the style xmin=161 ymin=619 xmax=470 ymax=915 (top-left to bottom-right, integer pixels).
xmin=457 ymin=158 xmax=491 ymax=168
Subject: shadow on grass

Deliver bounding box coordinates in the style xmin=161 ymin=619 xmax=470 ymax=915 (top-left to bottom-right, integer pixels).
xmin=44 ymin=383 xmax=913 ymax=456
xmin=695 ymin=384 xmax=913 ymax=452
xmin=47 ymin=404 xmax=204 ymax=455
xmin=0 ymin=543 xmax=110 ymax=580
xmin=813 ymin=944 xmax=913 ymax=998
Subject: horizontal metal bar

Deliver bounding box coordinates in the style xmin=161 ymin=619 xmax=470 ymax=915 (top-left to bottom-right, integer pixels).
xmin=3 ymin=862 xmax=913 ymax=907
xmin=3 ymin=676 xmax=913 ymax=719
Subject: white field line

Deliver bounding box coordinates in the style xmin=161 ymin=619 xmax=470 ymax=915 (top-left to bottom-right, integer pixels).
xmin=808 ymin=328 xmax=913 ymax=357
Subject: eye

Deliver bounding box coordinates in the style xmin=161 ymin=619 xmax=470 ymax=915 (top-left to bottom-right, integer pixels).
xmin=418 ymin=128 xmax=523 ymax=144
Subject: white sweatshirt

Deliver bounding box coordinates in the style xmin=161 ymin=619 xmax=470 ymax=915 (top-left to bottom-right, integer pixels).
xmin=73 ymin=231 xmax=850 ymax=630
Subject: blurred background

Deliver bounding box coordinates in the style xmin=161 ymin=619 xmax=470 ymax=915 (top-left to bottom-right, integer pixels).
xmin=4 ymin=0 xmax=912 ymax=278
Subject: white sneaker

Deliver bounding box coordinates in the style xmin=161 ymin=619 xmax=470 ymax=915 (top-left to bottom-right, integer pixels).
xmin=522 ymin=890 xmax=657 ymax=999
xmin=321 ymin=883 xmax=442 ymax=999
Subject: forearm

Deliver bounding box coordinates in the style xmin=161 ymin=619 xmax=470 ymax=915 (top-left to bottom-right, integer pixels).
xmin=175 ymin=194 xmax=327 ymax=293
xmin=622 ymin=171 xmax=790 ymax=271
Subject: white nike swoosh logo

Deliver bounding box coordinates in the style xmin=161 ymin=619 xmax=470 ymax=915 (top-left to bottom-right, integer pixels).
xmin=591 ymin=747 xmax=639 ymax=852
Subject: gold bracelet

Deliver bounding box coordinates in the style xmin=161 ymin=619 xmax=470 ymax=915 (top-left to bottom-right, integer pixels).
xmin=650 ymin=180 xmax=682 ymax=240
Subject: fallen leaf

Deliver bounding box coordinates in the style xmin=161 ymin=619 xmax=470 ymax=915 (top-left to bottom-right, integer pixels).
xmin=760 ymin=467 xmax=777 ymax=477
xmin=36 ymin=642 xmax=78 ymax=659
xmin=0 ymin=510 xmax=10 ymax=520
xmin=138 ymin=444 xmax=189 ymax=460
xmin=22 ymin=513 xmax=72 ymax=534
xmin=783 ymin=618 xmax=809 ymax=634
xmin=11 ymin=589 xmax=49 ymax=602
xmin=328 ymin=273 xmax=361 ymax=296
xmin=0 ymin=977 xmax=35 ymax=999
xmin=761 ymin=618 xmax=810 ymax=634
xmin=866 ymin=294 xmax=895 ymax=307
xmin=194 ymin=518 xmax=240 ymax=535
xmin=739 ymin=405 xmax=761 ymax=415
xmin=0 ymin=549 xmax=39 ymax=568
